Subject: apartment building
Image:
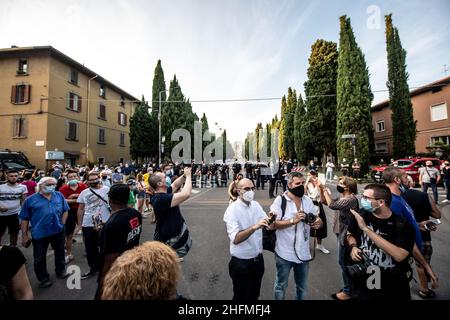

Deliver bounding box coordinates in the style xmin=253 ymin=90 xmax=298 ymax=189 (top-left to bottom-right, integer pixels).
xmin=0 ymin=46 xmax=138 ymax=169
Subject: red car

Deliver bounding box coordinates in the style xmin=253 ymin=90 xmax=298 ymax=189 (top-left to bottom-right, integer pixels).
xmin=371 ymin=157 xmax=442 ymax=184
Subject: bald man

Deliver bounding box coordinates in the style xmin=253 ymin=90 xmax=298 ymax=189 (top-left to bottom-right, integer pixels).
xmin=223 ymin=178 xmax=271 ymax=300
xmin=149 ymin=167 xmax=192 ymax=258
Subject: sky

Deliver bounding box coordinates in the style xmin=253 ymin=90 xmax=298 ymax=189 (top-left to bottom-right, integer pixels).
xmin=1 ymin=0 xmax=449 ymax=143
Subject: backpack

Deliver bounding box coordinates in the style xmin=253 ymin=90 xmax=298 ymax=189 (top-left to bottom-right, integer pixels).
xmin=262 ymin=195 xmax=287 ymax=252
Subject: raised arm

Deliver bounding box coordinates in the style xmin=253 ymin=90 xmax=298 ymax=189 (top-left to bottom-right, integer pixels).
xmin=170 ymin=168 xmax=192 ymax=208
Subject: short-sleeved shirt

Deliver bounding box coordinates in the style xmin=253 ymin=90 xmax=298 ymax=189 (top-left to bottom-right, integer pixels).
xmin=128 ymin=191 xmax=136 ymax=207
xmin=21 ymin=180 xmax=37 ymax=197
xmin=328 ymin=195 xmax=359 ymax=244
xmin=19 ymin=192 xmax=69 ymax=239
xmin=223 ymin=199 xmax=267 ymax=259
xmin=442 ymin=167 xmax=450 ymax=180
xmin=77 ymin=186 xmax=110 ymax=227
xmin=98 ymin=208 xmax=142 ymax=275
xmin=150 ymin=186 xmax=185 ymax=242
xmin=270 ymin=193 xmax=318 ymax=263
xmin=0 ymin=183 xmax=27 ymax=216
xmin=402 ymin=189 xmax=432 ymax=242
xmin=59 ymin=183 xmax=88 ymax=210
xmin=419 ymin=167 xmax=440 ymax=183
xmin=347 ymin=210 xmax=415 ymax=299
xmin=390 ymin=194 xmax=422 ymax=248
xmin=0 ymin=245 xmax=26 ymax=301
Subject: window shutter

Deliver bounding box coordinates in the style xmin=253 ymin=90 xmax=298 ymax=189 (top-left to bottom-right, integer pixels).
xmin=118 ymin=112 xmax=120 ymax=124
xmin=21 ymin=118 xmax=27 ymax=137
xmin=65 ymin=120 xmax=69 ymax=139
xmin=77 ymin=94 xmax=82 ymax=112
xmin=24 ymin=85 xmax=30 ymax=104
xmin=67 ymin=92 xmax=71 ymax=109
xmin=11 ymin=85 xmax=17 ymax=104
xmin=125 ymin=114 xmax=127 ymax=126
xmin=12 ymin=118 xmax=18 ymax=137
xmin=75 ymin=122 xmax=78 ymax=141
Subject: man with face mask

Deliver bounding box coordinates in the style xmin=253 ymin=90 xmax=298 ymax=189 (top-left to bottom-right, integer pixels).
xmin=0 ymin=169 xmax=28 ymax=246
xmin=76 ymin=172 xmax=111 ymax=280
xmin=149 ymin=167 xmax=192 ymax=258
xmin=418 ymin=160 xmax=441 ymax=204
xmin=19 ymin=177 xmax=70 ymax=288
xmin=223 ymin=178 xmax=270 ymax=300
xmin=383 ymin=168 xmax=439 ymax=292
xmin=346 ymin=184 xmax=416 ymax=300
xmin=269 ymin=171 xmax=323 ymax=300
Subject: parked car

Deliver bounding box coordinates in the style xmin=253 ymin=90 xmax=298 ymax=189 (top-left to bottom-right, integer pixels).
xmin=0 ymin=149 xmax=35 ymax=172
xmin=371 ymin=157 xmax=442 ymax=184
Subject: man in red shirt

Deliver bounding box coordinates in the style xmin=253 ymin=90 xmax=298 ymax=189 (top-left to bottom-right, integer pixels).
xmin=59 ymin=169 xmax=87 ymax=263
xmin=21 ymin=171 xmax=37 ymax=197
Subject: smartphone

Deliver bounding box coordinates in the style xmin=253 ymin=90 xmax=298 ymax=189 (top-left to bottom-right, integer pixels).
xmin=429 ymin=218 xmax=441 ymax=225
xmin=268 ymin=214 xmax=277 ymax=225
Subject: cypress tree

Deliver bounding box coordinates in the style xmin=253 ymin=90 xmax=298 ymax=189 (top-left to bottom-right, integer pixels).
xmin=385 ymin=14 xmax=416 ymax=158
xmin=285 ymin=88 xmax=297 ymax=160
xmin=336 ymin=15 xmax=374 ymax=174
xmin=304 ymin=39 xmax=338 ymax=163
xmin=294 ymin=94 xmax=308 ymax=164
xmin=151 ymin=60 xmax=167 ymax=157
xmin=130 ymin=96 xmax=152 ymax=162
xmin=278 ymin=96 xmax=288 ymax=159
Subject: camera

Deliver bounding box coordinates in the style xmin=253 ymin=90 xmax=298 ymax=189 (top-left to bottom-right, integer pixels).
xmin=302 ymin=212 xmax=317 ymax=224
xmin=346 ymin=251 xmax=371 ymax=277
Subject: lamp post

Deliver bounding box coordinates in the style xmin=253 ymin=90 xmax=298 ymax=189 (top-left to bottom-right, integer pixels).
xmin=86 ymin=74 xmax=98 ymax=165
xmin=158 ymin=87 xmax=178 ymax=166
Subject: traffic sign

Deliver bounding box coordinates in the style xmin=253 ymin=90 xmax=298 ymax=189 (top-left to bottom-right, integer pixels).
xmin=341 ymin=134 xmax=356 ymax=139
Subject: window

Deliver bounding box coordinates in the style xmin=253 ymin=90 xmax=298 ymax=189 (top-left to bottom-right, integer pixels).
xmin=98 ymin=128 xmax=106 ymax=144
xmin=376 ymin=120 xmax=385 ymax=132
xmin=67 ymin=92 xmax=82 ymax=112
xmin=98 ymin=104 xmax=106 ymax=120
xmin=66 ymin=121 xmax=78 ymax=141
xmin=70 ymin=69 xmax=78 ymax=85
xmin=17 ymin=59 xmax=28 ymax=74
xmin=430 ymin=103 xmax=448 ymax=121
xmin=98 ymin=157 xmax=104 ymax=165
xmin=120 ymin=96 xmax=125 ymax=107
xmin=118 ymin=112 xmax=127 ymax=126
xmin=431 ymin=135 xmax=450 ymax=145
xmin=120 ymin=132 xmax=125 ymax=146
xmin=11 ymin=84 xmax=30 ymax=104
xmin=99 ymin=84 xmax=106 ymax=98
xmin=13 ymin=118 xmax=26 ymax=138
xmin=375 ymin=142 xmax=387 ymax=154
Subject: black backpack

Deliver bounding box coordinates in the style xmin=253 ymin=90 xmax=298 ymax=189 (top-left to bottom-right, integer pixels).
xmin=262 ymin=195 xmax=287 ymax=252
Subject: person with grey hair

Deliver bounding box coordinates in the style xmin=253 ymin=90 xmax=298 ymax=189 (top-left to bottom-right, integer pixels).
xmin=19 ymin=177 xmax=70 ymax=288
xmin=269 ymin=171 xmax=323 ymax=300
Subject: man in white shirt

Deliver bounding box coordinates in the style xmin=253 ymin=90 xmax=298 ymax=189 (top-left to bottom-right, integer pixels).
xmin=223 ymin=178 xmax=270 ymax=300
xmin=270 ymin=171 xmax=323 ymax=300
xmin=0 ymin=169 xmax=27 ymax=246
xmin=76 ymin=172 xmax=110 ymax=280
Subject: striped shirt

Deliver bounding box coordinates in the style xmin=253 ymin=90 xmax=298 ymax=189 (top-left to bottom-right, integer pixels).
xmin=0 ymin=183 xmax=27 ymax=216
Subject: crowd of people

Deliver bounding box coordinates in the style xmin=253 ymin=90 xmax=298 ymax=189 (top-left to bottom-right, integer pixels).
xmin=0 ymin=157 xmax=447 ymax=301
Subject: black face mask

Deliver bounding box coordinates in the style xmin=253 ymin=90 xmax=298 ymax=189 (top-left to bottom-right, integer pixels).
xmin=337 ymin=185 xmax=346 ymax=193
xmin=288 ymin=185 xmax=304 ymax=198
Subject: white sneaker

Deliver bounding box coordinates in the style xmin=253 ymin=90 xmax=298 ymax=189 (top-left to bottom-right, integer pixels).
xmin=441 ymin=199 xmax=449 ymax=203
xmin=316 ymin=245 xmax=330 ymax=254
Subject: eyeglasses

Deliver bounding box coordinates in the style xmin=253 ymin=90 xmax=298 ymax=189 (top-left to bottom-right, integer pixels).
xmin=361 ymin=194 xmax=379 ymax=201
xmin=241 ymin=187 xmax=255 ymax=192
xmin=45 ymin=184 xmax=57 ymax=187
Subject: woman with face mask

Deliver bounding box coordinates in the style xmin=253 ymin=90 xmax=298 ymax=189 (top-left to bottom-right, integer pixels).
xmin=319 ymin=176 xmax=359 ymax=300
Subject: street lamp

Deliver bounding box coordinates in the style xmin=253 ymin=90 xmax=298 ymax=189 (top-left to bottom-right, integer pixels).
xmin=158 ymin=87 xmax=178 ymax=166
xmin=86 ymin=74 xmax=98 ymax=165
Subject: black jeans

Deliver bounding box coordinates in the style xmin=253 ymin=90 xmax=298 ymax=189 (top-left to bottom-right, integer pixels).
xmin=32 ymin=230 xmax=66 ymax=281
xmin=269 ymin=178 xmax=276 ymax=198
xmin=229 ymin=254 xmax=264 ymax=300
xmin=82 ymin=227 xmax=100 ymax=273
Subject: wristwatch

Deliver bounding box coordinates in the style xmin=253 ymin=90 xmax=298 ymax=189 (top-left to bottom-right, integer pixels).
xmin=290 ymin=218 xmax=294 ymax=225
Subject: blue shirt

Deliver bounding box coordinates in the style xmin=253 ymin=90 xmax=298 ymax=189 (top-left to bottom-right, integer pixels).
xmin=19 ymin=192 xmax=69 ymax=240
xmin=390 ymin=193 xmax=422 ymax=248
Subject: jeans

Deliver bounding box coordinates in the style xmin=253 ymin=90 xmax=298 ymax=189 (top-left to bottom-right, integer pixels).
xmin=229 ymin=255 xmax=264 ymax=300
xmin=338 ymin=243 xmax=352 ymax=295
xmin=422 ymin=182 xmax=438 ymax=203
xmin=82 ymin=227 xmax=100 ymax=273
xmin=444 ymin=179 xmax=450 ymax=200
xmin=274 ymin=253 xmax=309 ymax=300
xmin=32 ymin=230 xmax=66 ymax=281
xmin=326 ymin=171 xmax=333 ymax=181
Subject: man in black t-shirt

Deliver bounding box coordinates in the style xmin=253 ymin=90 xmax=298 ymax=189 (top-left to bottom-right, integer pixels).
xmin=96 ymin=184 xmax=142 ymax=299
xmin=346 ymin=184 xmax=415 ymax=300
xmin=149 ymin=167 xmax=193 ymax=258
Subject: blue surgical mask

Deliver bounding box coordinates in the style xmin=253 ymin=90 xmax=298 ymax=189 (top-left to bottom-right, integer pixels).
xmin=43 ymin=185 xmax=55 ymax=193
xmin=360 ymin=197 xmax=376 ymax=213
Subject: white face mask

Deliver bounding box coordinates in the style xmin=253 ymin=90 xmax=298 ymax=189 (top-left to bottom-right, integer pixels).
xmin=242 ymin=190 xmax=255 ymax=202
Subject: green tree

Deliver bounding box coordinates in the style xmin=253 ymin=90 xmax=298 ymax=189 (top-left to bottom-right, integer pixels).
xmin=130 ymin=96 xmax=152 ymax=162
xmin=278 ymin=96 xmax=288 ymax=159
xmin=201 ymin=112 xmax=209 ymax=155
xmin=385 ymin=14 xmax=416 ymax=158
xmin=285 ymin=88 xmax=297 ymax=160
xmin=294 ymin=94 xmax=308 ymax=164
xmin=151 ymin=60 xmax=167 ymax=157
xmin=304 ymin=39 xmax=338 ymax=163
xmin=336 ymin=15 xmax=374 ymax=174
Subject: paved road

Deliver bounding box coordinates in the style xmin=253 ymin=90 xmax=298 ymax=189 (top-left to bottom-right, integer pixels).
xmin=11 ymin=183 xmax=450 ymax=300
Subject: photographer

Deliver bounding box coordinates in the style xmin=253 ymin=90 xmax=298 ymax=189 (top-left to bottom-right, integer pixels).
xmin=346 ymin=184 xmax=415 ymax=300
xmin=223 ymin=178 xmax=270 ymax=300
xmin=269 ymin=171 xmax=323 ymax=300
